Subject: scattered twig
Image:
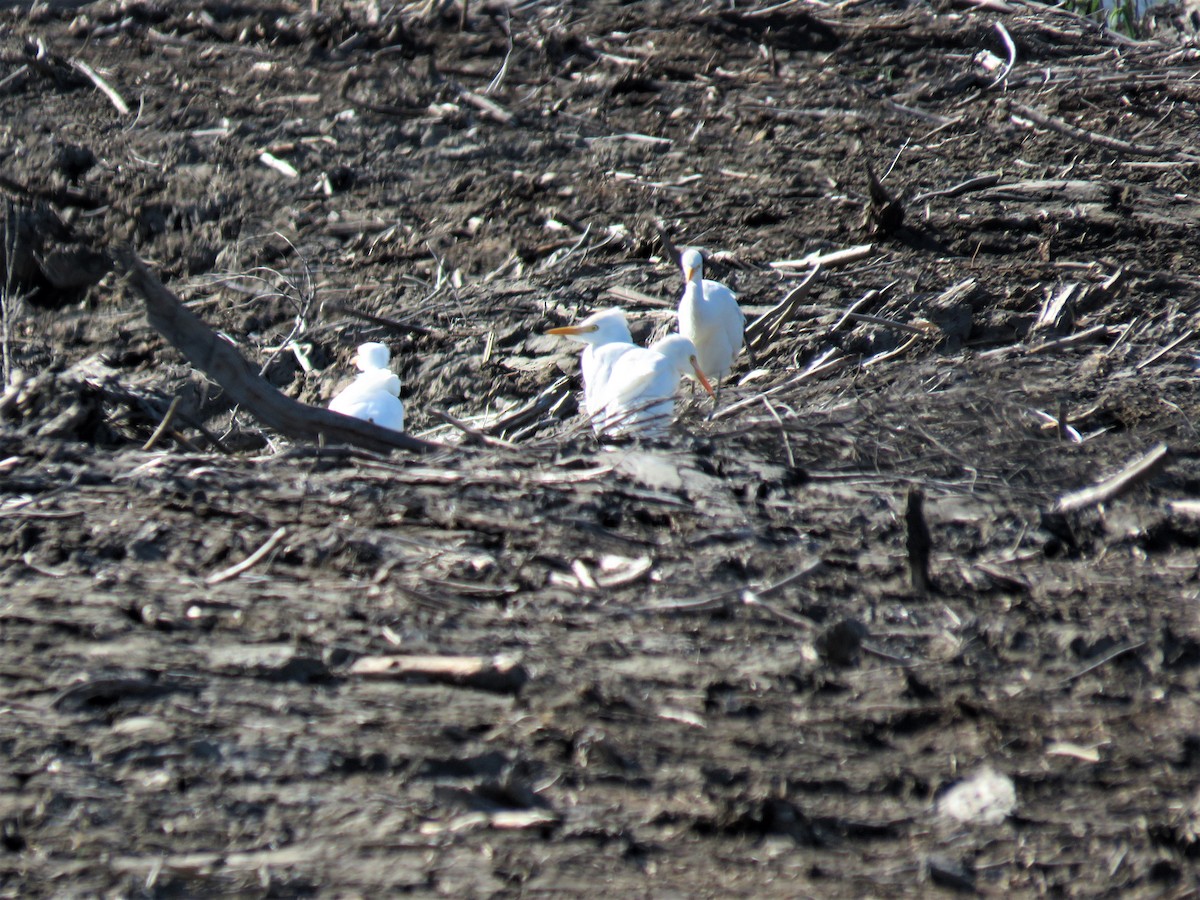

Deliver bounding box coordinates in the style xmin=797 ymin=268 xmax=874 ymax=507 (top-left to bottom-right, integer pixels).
xmin=829 ymin=288 xmax=883 ymax=335
xmin=642 ymin=557 xmax=822 ymax=614
xmin=1010 ymin=102 xmax=1200 ymax=162
xmin=1059 ymin=640 xmax=1146 ymax=685
xmin=0 ymin=64 xmax=29 ymax=93
xmin=485 ymin=10 xmax=514 ymax=95
xmin=141 ymin=395 xmax=181 ymax=451
xmin=713 ymin=350 xmax=849 ymax=420
xmin=483 ymin=375 xmax=573 ymax=438
xmin=744 ymin=265 xmax=821 ymax=353
xmin=860 ymin=331 xmax=925 ymax=368
xmin=348 ymin=653 xmax=529 ymax=693
xmin=987 ymin=22 xmax=1017 ymax=89
xmin=1033 ymin=283 xmax=1079 ymax=334
xmin=205 ymin=527 xmax=287 ymax=585
xmin=760 ymin=397 xmax=796 ymax=469
xmin=459 ymin=88 xmax=516 ymax=125
xmin=976 ymin=178 xmax=1110 ymax=203
xmin=323 ymin=299 xmax=437 ymax=337
xmin=1054 ymin=443 xmax=1170 ymax=513
xmin=428 ymin=407 xmax=522 ymax=451
xmin=843 ymin=311 xmax=935 ymax=337
xmin=1135 ymin=330 xmax=1193 ymax=370
xmin=607 ymin=285 xmax=675 ymax=309
xmin=71 ymin=59 xmax=129 ymax=115
xmin=979 ymin=323 xmax=1114 ymax=360
xmin=769 ymin=244 xmax=874 ymax=271
xmin=145 ymin=394 xmax=233 ymax=455
xmin=741 ymin=590 xmax=818 ymax=629
xmin=910 ymin=174 xmax=1003 ymax=204
xmin=861 ymin=643 xmax=915 ymax=666
xmin=885 ymin=98 xmax=956 ymax=127
xmin=259 ymin=151 xmax=299 ymax=178
xmin=951 ymin=0 xmax=1017 ymax=12
xmin=1167 ymin=499 xmax=1200 ymax=519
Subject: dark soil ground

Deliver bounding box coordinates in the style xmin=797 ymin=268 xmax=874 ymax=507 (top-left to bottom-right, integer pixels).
xmin=4 ymin=0 xmax=1200 ymax=895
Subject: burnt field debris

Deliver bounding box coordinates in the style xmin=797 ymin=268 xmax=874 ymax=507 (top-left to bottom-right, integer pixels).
xmin=3 ymin=0 xmax=1200 ymax=895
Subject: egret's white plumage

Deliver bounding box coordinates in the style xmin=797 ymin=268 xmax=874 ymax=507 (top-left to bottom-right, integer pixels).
xmin=598 ymin=334 xmax=714 ymax=437
xmin=678 ymin=248 xmax=744 ymax=383
xmin=545 ymin=308 xmax=636 ymax=423
xmin=329 ymin=341 xmax=405 ymax=432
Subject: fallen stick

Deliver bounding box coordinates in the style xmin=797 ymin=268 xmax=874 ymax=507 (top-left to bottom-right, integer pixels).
xmin=1054 ymin=443 xmax=1170 ymax=513
xmin=1011 ymin=102 xmax=1200 ymax=163
xmin=744 ymin=264 xmax=821 ymax=353
xmin=1167 ymin=499 xmax=1200 ymax=519
xmin=324 ymin=299 xmax=437 ymax=336
xmin=141 ymin=395 xmax=181 ymax=451
xmin=1059 ymin=640 xmax=1146 ymax=685
xmin=842 ymin=311 xmax=932 ymax=336
xmin=1135 ymin=330 xmax=1193 ymax=371
xmin=459 ymin=88 xmax=516 ymax=125
xmin=72 ymin=59 xmax=129 ymax=116
xmin=607 ymin=285 xmax=675 ymax=309
xmin=642 ymin=557 xmax=822 ymax=614
xmin=428 ymin=407 xmax=522 ymax=451
xmin=348 ymin=653 xmax=529 ymax=693
xmin=711 ymin=351 xmax=849 ymax=421
xmin=741 ymin=590 xmax=818 ymax=630
xmin=910 ymin=174 xmax=1003 ymax=204
xmin=206 ymin=527 xmax=287 ymax=585
xmin=258 ymin=151 xmax=298 ymax=178
xmin=484 ymin=375 xmax=572 ymax=437
xmin=987 ymin=22 xmax=1017 ymax=89
xmin=769 ymin=244 xmax=874 ymax=271
xmin=120 ymin=251 xmax=438 ymax=455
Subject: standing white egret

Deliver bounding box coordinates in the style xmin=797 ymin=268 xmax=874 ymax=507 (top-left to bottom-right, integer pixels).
xmin=599 ymin=334 xmax=714 ymax=438
xmin=678 ymin=248 xmax=744 ymax=385
xmin=545 ymin=308 xmax=636 ymax=426
xmin=328 ymin=341 xmax=405 ymax=432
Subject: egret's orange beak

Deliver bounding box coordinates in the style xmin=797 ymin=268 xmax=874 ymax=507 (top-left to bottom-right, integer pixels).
xmin=545 ymin=324 xmax=597 ymax=336
xmin=684 ymin=266 xmax=697 ymax=283
xmin=690 ymin=356 xmax=715 ymax=397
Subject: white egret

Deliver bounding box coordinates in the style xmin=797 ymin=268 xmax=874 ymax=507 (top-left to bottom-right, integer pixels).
xmin=599 ymin=334 xmax=714 ymax=438
xmin=545 ymin=308 xmax=636 ymax=425
xmin=678 ymin=248 xmax=744 ymax=384
xmin=328 ymin=341 xmax=405 ymax=432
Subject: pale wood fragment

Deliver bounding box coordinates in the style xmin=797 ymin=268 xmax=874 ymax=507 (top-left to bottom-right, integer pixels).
xmin=348 ymin=654 xmax=529 ymax=692
xmin=1055 ymin=443 xmax=1170 ymax=513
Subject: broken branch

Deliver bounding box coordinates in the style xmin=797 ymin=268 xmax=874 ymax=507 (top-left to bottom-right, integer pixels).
xmin=120 ymin=251 xmax=438 ymax=455
xmin=206 ymin=527 xmax=287 ymax=585
xmin=348 ymin=653 xmax=529 ymax=693
xmin=1054 ymin=443 xmax=1170 ymax=513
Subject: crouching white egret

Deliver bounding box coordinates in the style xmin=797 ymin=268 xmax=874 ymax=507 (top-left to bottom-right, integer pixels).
xmin=599 ymin=334 xmax=714 ymax=438
xmin=545 ymin=307 xmax=636 ymax=426
xmin=328 ymin=341 xmax=405 ymax=432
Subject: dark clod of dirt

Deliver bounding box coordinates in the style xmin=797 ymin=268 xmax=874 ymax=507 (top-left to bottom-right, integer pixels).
xmin=816 ymin=617 xmax=869 ymax=667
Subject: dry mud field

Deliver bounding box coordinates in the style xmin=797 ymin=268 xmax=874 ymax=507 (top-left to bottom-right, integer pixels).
xmin=4 ymin=0 xmax=1200 ymax=895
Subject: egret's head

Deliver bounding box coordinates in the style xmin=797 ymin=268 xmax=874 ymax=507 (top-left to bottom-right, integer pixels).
xmin=546 ymin=308 xmax=631 ymax=345
xmin=651 ymin=334 xmax=714 ymax=396
xmin=355 ymin=342 xmax=391 ymax=372
xmin=681 ymin=248 xmax=704 ymax=285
